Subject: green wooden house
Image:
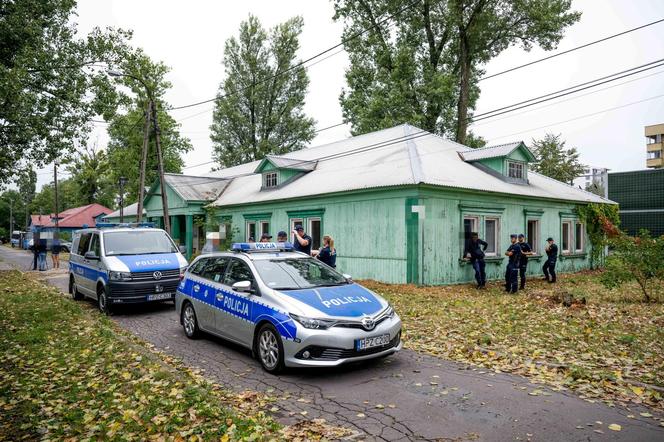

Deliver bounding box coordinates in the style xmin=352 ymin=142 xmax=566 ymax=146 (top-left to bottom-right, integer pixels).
xmin=144 ymin=124 xmax=613 ymax=284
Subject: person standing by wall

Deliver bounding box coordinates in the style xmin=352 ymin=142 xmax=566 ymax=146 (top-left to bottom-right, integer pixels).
xmin=543 ymin=237 xmax=558 ymax=283
xmin=517 ymin=234 xmax=533 ymax=290
xmin=292 ymin=225 xmax=312 ymax=255
xmin=504 ymin=234 xmax=521 ymax=294
xmin=464 ymin=232 xmax=488 ymax=289
xmin=316 ymin=235 xmax=337 ymax=268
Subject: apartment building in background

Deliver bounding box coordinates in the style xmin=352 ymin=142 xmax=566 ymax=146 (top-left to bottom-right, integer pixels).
xmin=646 ymin=123 xmax=664 ymax=168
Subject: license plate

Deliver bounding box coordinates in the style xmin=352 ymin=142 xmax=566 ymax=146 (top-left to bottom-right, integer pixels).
xmin=355 ymin=333 xmax=391 ymax=351
xmin=147 ymin=292 xmax=173 ymax=301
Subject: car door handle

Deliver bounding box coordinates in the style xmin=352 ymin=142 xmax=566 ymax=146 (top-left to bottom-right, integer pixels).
xmin=216 ymin=293 xmax=224 ymax=301
xmin=193 ymin=284 xmax=200 ymax=293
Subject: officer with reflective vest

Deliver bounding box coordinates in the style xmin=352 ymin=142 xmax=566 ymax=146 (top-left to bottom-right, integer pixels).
xmin=504 ymin=234 xmax=521 ymax=294
xmin=543 ymin=237 xmax=558 ymax=283
xmin=517 ymin=233 xmax=533 ymax=290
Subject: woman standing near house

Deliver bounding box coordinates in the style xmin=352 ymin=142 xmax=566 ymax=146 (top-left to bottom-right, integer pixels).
xmin=316 ymin=235 xmax=337 ymax=268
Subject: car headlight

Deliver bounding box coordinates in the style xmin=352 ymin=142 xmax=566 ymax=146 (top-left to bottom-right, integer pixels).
xmin=289 ymin=313 xmax=336 ymax=330
xmin=109 ymin=271 xmax=132 ymax=281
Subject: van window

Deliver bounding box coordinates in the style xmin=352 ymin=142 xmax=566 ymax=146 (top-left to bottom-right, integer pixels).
xmin=104 ymin=230 xmax=177 ymax=256
xmin=89 ymin=234 xmax=101 ymax=257
xmin=77 ymin=233 xmax=92 ymax=255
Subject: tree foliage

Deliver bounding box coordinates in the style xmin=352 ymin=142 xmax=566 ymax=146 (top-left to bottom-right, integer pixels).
xmin=530 ymin=133 xmax=586 ymax=184
xmin=66 ymin=145 xmax=115 ymax=208
xmin=601 ymin=230 xmax=664 ymax=303
xmin=575 ymin=203 xmax=619 ymax=269
xmin=332 ymin=0 xmax=579 ymax=144
xmin=0 ymin=0 xmax=132 ymax=183
xmin=210 ymin=15 xmax=316 ymax=167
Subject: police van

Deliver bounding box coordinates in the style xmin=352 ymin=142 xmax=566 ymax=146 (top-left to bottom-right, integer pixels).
xmin=176 ymin=242 xmax=402 ymax=373
xmin=69 ymin=224 xmax=188 ymax=314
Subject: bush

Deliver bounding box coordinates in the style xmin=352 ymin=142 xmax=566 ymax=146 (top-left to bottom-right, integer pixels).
xmin=600 ymin=230 xmax=664 ymax=302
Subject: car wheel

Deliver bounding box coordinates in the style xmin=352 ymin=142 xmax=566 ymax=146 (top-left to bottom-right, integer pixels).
xmin=70 ymin=276 xmax=83 ymax=301
xmin=97 ymin=286 xmax=112 ymax=315
xmin=182 ymin=302 xmax=200 ymax=339
xmin=256 ymin=323 xmax=284 ymax=374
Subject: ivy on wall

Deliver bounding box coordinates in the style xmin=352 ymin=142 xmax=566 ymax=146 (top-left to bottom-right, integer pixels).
xmin=576 ymin=203 xmax=621 ymax=269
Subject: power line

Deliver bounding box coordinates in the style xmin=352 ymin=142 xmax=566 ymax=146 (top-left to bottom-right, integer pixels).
xmin=169 ymin=0 xmax=421 ymax=111
xmin=480 ymin=17 xmax=664 ymax=81
xmin=485 ymin=93 xmax=664 ymax=143
xmin=472 ymin=58 xmax=664 ymax=121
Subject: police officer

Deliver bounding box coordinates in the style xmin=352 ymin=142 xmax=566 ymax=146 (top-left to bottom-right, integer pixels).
xmin=464 ymin=232 xmax=488 ymax=289
xmin=259 ymin=233 xmax=272 ymax=243
xmin=292 ymin=224 xmax=313 ymax=255
xmin=517 ymin=233 xmax=533 ymax=290
xmin=504 ymin=234 xmax=521 ymax=294
xmin=543 ymin=237 xmax=558 ymax=283
xmin=277 ymin=231 xmax=288 ymax=242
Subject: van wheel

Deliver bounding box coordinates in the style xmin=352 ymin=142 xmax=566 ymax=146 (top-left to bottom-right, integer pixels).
xmin=256 ymin=323 xmax=284 ymax=374
xmin=70 ymin=276 xmax=83 ymax=300
xmin=182 ymin=302 xmax=200 ymax=339
xmin=98 ymin=286 xmax=112 ymax=315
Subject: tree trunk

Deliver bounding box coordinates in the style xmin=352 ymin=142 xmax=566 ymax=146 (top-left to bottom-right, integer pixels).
xmin=456 ymin=35 xmax=471 ymax=146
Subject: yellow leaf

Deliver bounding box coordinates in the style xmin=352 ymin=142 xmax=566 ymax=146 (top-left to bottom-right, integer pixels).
xmin=121 ymin=372 xmax=131 ymax=380
xmin=220 ymin=435 xmax=229 ymax=442
xmin=629 ymin=386 xmax=643 ymax=396
xmin=608 ymin=424 xmax=621 ymax=432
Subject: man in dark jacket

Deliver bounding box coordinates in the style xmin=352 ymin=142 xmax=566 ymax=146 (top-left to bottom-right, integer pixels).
xmin=543 ymin=237 xmax=558 ymax=283
xmin=517 ymin=234 xmax=533 ymax=290
xmin=504 ymin=234 xmax=521 ymax=294
xmin=464 ymin=232 xmax=488 ymax=289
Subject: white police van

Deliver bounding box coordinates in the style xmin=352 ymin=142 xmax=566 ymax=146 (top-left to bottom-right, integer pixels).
xmin=176 ymin=242 xmax=402 ymax=373
xmin=69 ymin=223 xmax=188 ymax=314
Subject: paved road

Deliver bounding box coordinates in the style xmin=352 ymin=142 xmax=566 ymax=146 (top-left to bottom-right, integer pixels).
xmin=1 ymin=245 xmax=662 ymax=441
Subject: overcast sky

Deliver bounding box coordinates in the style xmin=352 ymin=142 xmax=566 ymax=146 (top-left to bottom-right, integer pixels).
xmin=35 ymin=0 xmax=664 ymax=188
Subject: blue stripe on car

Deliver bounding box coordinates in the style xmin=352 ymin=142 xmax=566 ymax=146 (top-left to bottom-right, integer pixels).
xmin=279 ymin=284 xmax=382 ymax=317
xmin=178 ymin=278 xmax=297 ymax=341
xmin=70 ymin=262 xmax=108 ymax=283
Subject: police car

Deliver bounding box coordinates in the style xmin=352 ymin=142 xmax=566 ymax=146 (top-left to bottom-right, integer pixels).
xmin=176 ymin=242 xmax=402 ymax=373
xmin=69 ymin=224 xmax=188 ymax=314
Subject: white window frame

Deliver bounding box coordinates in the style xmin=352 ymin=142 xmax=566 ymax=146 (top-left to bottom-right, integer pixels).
xmin=507 ymin=161 xmax=525 ymax=179
xmin=260 ymin=221 xmax=270 ymax=236
xmin=289 ymin=218 xmax=304 ymax=240
xmin=561 ymin=221 xmax=573 ymax=254
xmin=527 ymin=219 xmax=540 ymax=254
xmin=308 ymin=217 xmax=322 ymax=250
xmin=484 ymin=217 xmax=499 ymax=257
xmin=575 ymin=222 xmax=584 ymax=253
xmin=264 ymin=172 xmax=278 ymax=188
xmin=246 ymin=221 xmax=257 ymax=241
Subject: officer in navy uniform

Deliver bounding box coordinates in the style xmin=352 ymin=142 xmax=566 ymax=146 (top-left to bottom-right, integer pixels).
xmin=517 ymin=233 xmax=533 ymax=290
xmin=464 ymin=232 xmax=488 ymax=289
xmin=504 ymin=234 xmax=521 ymax=294
xmin=543 ymin=237 xmax=558 ymax=283
xmin=292 ymin=224 xmax=313 ymax=255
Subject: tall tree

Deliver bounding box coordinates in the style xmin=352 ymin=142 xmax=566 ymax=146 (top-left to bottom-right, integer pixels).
xmin=66 ymin=144 xmax=115 ymax=208
xmin=0 ymin=0 xmax=132 ymax=183
xmin=16 ymin=169 xmax=37 ymax=230
xmin=530 ymin=133 xmax=585 ymax=184
xmin=332 ymin=0 xmax=580 ymax=144
xmin=210 ymin=15 xmax=316 ymax=167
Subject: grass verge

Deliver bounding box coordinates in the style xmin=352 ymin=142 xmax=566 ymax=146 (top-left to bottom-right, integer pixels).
xmin=0 ymin=270 xmax=281 ymax=441
xmin=362 ymin=270 xmax=664 ymax=412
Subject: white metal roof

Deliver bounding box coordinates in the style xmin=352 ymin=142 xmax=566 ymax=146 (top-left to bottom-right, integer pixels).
xmin=198 ymin=124 xmax=612 ymax=207
xmin=257 ymin=155 xmax=317 ymax=172
xmin=458 ymin=141 xmax=532 ymax=162
xmin=164 ymin=174 xmax=230 ymax=202
xmin=105 ymin=202 xmax=145 ymax=219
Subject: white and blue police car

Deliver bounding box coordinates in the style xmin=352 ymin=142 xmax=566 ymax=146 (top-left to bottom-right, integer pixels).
xmin=69 ymin=224 xmax=188 ymax=314
xmin=176 ymin=242 xmax=402 ymax=373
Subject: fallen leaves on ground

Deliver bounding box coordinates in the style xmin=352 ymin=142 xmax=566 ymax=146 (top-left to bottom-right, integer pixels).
xmin=0 ymin=270 xmax=345 ymax=441
xmin=361 ymin=270 xmax=664 ymax=412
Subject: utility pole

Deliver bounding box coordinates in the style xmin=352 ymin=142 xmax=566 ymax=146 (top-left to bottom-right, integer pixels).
xmin=9 ymin=198 xmax=14 ymax=245
xmin=118 ymin=176 xmax=128 ymax=223
xmin=54 ymin=162 xmax=59 ymax=239
xmin=150 ymin=99 xmax=171 ymax=234
xmin=136 ymin=102 xmax=151 ymax=223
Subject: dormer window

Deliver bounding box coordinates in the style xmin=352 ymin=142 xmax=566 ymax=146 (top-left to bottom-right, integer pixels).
xmin=264 ymin=172 xmax=278 ymax=188
xmin=507 ymin=161 xmax=525 ymax=179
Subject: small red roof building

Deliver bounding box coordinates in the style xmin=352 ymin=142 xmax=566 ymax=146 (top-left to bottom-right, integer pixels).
xmin=30 ymin=203 xmax=112 ymax=229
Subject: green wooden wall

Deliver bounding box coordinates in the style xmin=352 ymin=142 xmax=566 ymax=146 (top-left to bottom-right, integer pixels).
xmin=212 ymin=184 xmax=595 ymax=286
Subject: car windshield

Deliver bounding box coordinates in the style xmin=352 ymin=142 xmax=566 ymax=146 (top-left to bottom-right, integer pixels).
xmin=104 ymin=231 xmax=177 ymax=256
xmin=253 ymin=257 xmax=348 ymax=290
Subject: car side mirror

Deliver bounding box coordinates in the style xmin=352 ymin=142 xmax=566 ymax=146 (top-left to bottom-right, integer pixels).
xmin=232 ymin=280 xmax=253 ymax=293
xmin=342 ymin=273 xmax=352 ymax=282
xmin=84 ymin=251 xmax=100 ymax=260
xmin=178 ymin=245 xmax=186 ymax=254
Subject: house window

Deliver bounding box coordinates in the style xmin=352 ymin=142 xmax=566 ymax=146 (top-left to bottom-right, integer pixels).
xmin=309 ymin=217 xmax=321 ymax=250
xmin=575 ymin=222 xmax=584 ymax=252
xmin=484 ymin=218 xmax=499 ymax=256
xmin=561 ymin=221 xmax=572 ymax=254
xmin=246 ymin=221 xmax=257 ymax=241
xmin=264 ymin=172 xmax=278 ymax=188
xmin=647 ymin=150 xmax=662 ymax=159
xmin=463 ymin=216 xmax=479 ymax=242
xmin=507 ymin=161 xmax=525 ymax=179
xmin=527 ymin=219 xmax=540 ymax=254
xmin=260 ymin=221 xmax=270 ymax=236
